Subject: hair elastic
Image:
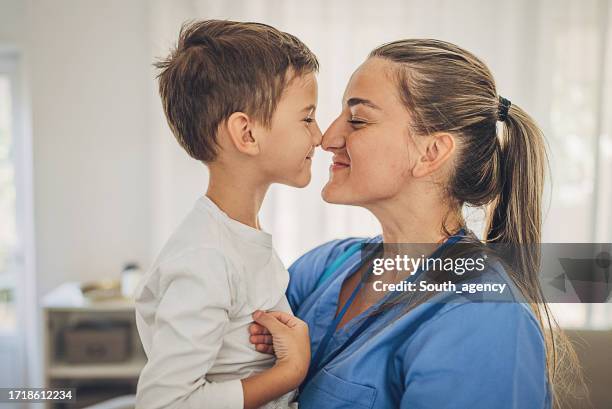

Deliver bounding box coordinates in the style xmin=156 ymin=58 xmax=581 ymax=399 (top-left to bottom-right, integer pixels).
xmin=498 ymin=96 xmax=511 ymax=122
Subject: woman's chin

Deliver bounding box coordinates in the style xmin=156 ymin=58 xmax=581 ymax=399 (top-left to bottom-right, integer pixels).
xmin=321 ymin=182 xmax=348 ymax=204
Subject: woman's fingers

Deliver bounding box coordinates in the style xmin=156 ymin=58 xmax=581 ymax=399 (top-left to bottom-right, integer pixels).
xmin=264 ymin=310 xmax=301 ymax=328
xmin=248 ymin=323 xmax=270 ymax=336
xmin=248 ymin=320 xmax=272 ymax=353
xmin=252 ymin=310 xmax=285 ymax=334
xmin=255 ymin=344 xmax=274 ymax=354
xmin=250 ymin=334 xmax=273 ymax=345
xmin=249 ymin=311 xmax=309 ymax=363
xmin=251 ymin=310 xmax=310 ymax=379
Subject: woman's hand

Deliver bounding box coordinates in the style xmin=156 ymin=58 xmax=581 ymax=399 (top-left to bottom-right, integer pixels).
xmin=251 ymin=310 xmax=310 ymax=385
xmin=249 ymin=320 xmax=274 ymax=354
xmin=241 ymin=311 xmax=310 ymax=408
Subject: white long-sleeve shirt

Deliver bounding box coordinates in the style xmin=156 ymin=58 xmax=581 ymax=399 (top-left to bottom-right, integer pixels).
xmin=134 ymin=196 xmax=294 ymax=409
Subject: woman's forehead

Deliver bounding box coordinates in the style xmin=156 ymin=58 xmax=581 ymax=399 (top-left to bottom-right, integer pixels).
xmin=343 ymin=58 xmax=400 ymax=109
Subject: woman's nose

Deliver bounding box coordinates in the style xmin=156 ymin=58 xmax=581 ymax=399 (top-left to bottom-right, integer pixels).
xmin=321 ymin=117 xmax=345 ymax=151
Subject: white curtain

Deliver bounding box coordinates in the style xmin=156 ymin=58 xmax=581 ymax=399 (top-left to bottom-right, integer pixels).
xmin=147 ymin=0 xmax=612 ymax=325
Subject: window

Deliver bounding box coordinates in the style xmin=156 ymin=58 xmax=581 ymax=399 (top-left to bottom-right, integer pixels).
xmin=0 ymin=55 xmax=18 ymax=332
xmin=543 ymin=0 xmax=612 ymax=328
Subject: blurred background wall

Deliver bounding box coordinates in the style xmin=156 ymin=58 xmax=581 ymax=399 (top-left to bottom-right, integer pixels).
xmin=0 ymin=0 xmax=611 ymax=401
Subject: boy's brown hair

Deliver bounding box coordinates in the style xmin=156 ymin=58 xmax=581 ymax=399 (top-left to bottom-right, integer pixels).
xmin=155 ymin=19 xmax=319 ymax=162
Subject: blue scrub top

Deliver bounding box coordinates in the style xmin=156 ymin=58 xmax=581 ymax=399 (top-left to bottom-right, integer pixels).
xmin=287 ymin=237 xmax=551 ymax=409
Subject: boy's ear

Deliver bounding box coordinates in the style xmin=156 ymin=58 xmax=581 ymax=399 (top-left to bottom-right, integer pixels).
xmin=412 ymin=132 xmax=455 ymax=178
xmin=225 ymin=112 xmax=260 ymax=156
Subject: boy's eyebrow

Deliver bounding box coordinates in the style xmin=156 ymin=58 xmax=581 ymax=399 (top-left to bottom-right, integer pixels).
xmin=302 ymin=104 xmax=316 ymax=113
xmin=346 ymin=97 xmax=381 ymax=110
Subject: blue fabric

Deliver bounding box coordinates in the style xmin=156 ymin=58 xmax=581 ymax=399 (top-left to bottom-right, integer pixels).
xmin=287 ymin=236 xmax=551 ymax=409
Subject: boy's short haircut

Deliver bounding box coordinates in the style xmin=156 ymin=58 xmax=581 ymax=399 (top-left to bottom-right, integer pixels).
xmin=155 ymin=19 xmax=319 ymax=162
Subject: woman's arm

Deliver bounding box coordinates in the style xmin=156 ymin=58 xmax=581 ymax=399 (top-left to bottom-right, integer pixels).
xmin=398 ymin=302 xmax=550 ymax=409
xmin=287 ymin=238 xmax=363 ymax=311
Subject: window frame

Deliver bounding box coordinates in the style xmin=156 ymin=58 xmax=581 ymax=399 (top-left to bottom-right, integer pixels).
xmin=0 ymin=48 xmax=36 ymax=388
xmin=0 ymin=50 xmax=22 ymax=333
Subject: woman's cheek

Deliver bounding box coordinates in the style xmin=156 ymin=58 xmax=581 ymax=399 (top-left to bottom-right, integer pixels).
xmin=362 ymin=157 xmax=406 ymax=196
xmin=351 ymin=160 xmax=381 ymax=191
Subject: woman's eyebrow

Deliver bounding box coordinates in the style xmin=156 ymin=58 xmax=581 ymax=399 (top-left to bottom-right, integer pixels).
xmin=346 ymin=97 xmax=381 ymax=110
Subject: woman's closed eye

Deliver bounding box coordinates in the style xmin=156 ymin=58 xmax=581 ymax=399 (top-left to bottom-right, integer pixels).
xmin=347 ymin=115 xmax=369 ymax=127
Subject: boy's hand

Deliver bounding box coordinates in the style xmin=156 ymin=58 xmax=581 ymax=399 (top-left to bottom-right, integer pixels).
xmin=251 ymin=310 xmax=310 ymax=385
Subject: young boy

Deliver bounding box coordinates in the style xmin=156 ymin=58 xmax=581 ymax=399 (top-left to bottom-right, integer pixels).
xmin=134 ymin=20 xmax=321 ymax=409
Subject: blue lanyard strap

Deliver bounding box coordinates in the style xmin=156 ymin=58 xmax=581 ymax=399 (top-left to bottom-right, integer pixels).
xmin=314 ymin=241 xmax=363 ymax=291
xmin=307 ymin=242 xmax=378 ymax=378
xmin=302 ymin=264 xmax=371 ymax=390
xmin=302 ymin=230 xmax=466 ymax=390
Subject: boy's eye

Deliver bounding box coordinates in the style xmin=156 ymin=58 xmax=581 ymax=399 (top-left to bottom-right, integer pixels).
xmin=303 ymin=117 xmax=315 ymax=124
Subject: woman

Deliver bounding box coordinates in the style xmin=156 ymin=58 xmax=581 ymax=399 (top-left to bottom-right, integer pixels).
xmin=251 ymin=39 xmax=574 ymax=409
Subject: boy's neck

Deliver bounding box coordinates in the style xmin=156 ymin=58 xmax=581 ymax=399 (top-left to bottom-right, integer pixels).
xmin=205 ymin=165 xmax=270 ymax=230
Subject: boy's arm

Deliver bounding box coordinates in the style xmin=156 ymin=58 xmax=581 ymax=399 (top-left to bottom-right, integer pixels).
xmin=135 ymin=248 xmax=304 ymax=409
xmin=136 ymin=247 xmax=246 ymax=409
xmin=241 ymin=366 xmax=301 ymax=409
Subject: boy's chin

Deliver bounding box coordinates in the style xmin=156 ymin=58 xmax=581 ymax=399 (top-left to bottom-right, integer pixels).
xmin=291 ymin=175 xmax=311 ymax=188
xmin=280 ymin=171 xmax=311 ymax=188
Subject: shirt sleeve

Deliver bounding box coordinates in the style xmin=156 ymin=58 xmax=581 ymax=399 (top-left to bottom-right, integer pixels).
xmin=135 ymin=247 xmax=243 ymax=409
xmin=287 ymin=238 xmax=363 ymax=312
xmin=398 ymin=302 xmax=550 ymax=409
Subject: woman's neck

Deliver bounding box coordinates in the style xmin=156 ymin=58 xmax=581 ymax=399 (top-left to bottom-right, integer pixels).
xmin=367 ymin=191 xmax=463 ymax=244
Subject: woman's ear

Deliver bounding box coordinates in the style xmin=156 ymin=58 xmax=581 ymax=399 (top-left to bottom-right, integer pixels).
xmin=412 ymin=132 xmax=455 ymax=178
xmin=226 ymin=112 xmax=260 ymax=156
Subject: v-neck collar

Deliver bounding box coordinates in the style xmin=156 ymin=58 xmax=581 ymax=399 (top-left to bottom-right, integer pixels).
xmin=312 ymin=236 xmax=383 ymax=338
xmin=315 ymin=231 xmax=468 ymax=347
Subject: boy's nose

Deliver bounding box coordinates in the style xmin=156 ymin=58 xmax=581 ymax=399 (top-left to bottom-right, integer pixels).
xmin=312 ymin=122 xmax=323 ymax=146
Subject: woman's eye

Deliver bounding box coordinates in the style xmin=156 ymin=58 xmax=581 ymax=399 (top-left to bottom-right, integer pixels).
xmin=347 ymin=117 xmax=368 ymax=126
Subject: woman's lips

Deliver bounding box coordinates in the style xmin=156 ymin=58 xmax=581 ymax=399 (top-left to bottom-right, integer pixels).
xmin=330 ymin=161 xmax=350 ymax=171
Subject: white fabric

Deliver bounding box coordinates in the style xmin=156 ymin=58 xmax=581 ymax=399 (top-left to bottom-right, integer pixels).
xmin=135 ymin=196 xmax=296 ymax=409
